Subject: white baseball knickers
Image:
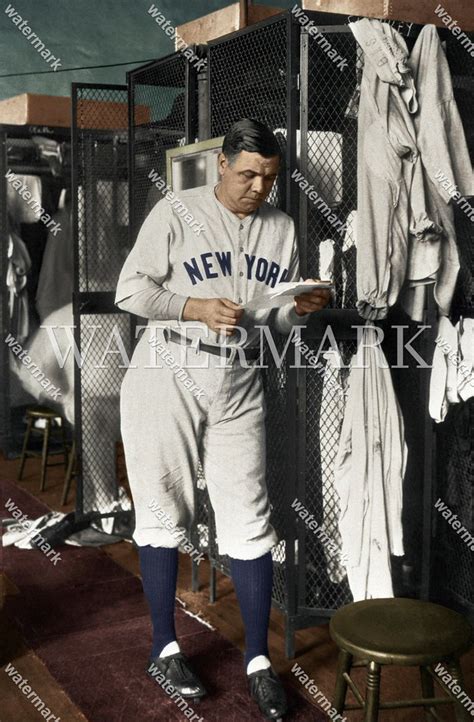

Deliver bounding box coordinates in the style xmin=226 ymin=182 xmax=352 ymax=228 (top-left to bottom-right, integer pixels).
xmin=120 ymin=329 xmax=278 ymax=560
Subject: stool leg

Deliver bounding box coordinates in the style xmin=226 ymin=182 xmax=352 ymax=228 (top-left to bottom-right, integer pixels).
xmin=62 ymin=440 xmax=76 ymax=506
xmin=40 ymin=419 xmax=51 ymax=492
xmin=285 ymin=619 xmax=295 ymax=660
xmin=60 ymin=422 xmax=69 ymax=471
xmin=191 ymin=558 xmax=199 ymax=592
xmin=209 ymin=564 xmax=216 ymax=603
xmin=364 ymin=661 xmax=381 ymax=722
xmin=333 ymin=650 xmax=353 ymax=714
xmin=420 ymin=666 xmax=436 ymax=721
xmin=18 ymin=416 xmax=33 ymax=480
xmin=446 ymin=661 xmax=471 ymax=722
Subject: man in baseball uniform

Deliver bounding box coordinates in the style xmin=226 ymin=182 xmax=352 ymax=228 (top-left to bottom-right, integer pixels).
xmin=115 ymin=119 xmax=330 ymax=720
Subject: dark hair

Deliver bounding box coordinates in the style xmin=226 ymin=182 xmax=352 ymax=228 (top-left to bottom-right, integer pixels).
xmin=222 ymin=118 xmax=281 ymax=164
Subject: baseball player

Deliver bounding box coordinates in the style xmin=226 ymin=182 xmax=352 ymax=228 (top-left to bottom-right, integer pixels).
xmin=115 ymin=119 xmax=331 ymax=720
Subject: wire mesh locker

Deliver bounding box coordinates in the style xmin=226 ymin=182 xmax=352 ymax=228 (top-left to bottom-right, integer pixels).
xmin=0 ymin=123 xmax=71 ymax=458
xmin=433 ymin=34 xmax=474 ymax=621
xmin=128 ymin=53 xmax=198 ymax=239
xmin=297 ymin=16 xmax=439 ymax=630
xmin=435 ymin=396 xmax=474 ymax=618
xmin=0 ymin=129 xmax=10 ymax=455
xmin=206 ymin=11 xmax=362 ymax=653
xmin=205 ymin=11 xmax=460 ymax=656
xmin=72 ymin=84 xmax=132 ymax=524
xmin=205 ymin=13 xmax=298 ymax=619
xmin=300 ymin=24 xmax=359 ymax=307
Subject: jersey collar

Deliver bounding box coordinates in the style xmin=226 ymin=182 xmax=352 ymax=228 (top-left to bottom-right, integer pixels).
xmin=210 ymin=183 xmax=259 ymax=227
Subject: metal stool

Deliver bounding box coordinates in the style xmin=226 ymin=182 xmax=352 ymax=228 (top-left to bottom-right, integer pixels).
xmin=18 ymin=406 xmax=69 ymax=492
xmin=330 ymin=598 xmax=473 ymax=722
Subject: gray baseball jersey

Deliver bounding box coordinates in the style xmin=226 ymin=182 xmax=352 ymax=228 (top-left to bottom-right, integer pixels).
xmin=115 ymin=182 xmax=307 ymax=557
xmin=115 ymin=183 xmax=307 ymax=346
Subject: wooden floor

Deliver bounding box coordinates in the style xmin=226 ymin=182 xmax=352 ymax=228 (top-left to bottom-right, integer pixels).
xmin=1 ymin=452 xmax=472 ymax=721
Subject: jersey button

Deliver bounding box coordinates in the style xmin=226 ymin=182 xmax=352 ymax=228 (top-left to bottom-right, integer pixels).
xmin=238 ymin=297 xmax=243 ymax=304
xmin=239 ymin=271 xmax=244 ymax=277
xmin=239 ymin=224 xmax=244 ymax=230
xmin=240 ymin=246 xmax=244 ymax=252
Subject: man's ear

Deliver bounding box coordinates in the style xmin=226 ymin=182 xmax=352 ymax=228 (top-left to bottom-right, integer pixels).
xmin=217 ymin=152 xmax=227 ymax=177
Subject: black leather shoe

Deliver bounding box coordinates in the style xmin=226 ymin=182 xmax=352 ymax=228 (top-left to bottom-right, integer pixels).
xmin=248 ymin=667 xmax=288 ymax=720
xmin=147 ymin=653 xmax=207 ymax=701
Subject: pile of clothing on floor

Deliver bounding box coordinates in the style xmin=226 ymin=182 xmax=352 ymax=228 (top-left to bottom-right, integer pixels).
xmin=3 ymin=488 xmax=135 ymax=549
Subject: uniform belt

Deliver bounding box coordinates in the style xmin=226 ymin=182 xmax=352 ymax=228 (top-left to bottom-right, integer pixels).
xmin=164 ymin=328 xmax=260 ymax=361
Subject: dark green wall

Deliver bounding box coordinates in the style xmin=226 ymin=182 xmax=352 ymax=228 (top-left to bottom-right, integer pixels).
xmin=0 ymin=0 xmax=296 ymax=101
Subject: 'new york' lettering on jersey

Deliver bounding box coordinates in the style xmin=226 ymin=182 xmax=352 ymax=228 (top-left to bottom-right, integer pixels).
xmin=183 ymin=251 xmax=289 ymax=287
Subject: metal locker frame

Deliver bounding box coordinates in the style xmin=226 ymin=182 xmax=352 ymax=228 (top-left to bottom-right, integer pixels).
xmin=71 ymin=82 xmax=133 ymax=525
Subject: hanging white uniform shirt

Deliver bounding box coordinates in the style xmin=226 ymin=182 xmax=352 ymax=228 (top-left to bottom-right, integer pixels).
xmin=334 ymin=324 xmax=406 ymax=601
xmin=7 ymin=232 xmax=31 ymax=342
xmin=457 ymin=318 xmax=474 ymax=402
xmin=319 ymin=348 xmax=346 ymax=584
xmin=351 ymin=21 xmax=471 ymax=322
xmin=400 ymin=25 xmax=473 ymax=321
xmin=350 ymin=19 xmax=426 ymax=321
xmin=36 ymin=207 xmax=73 ymax=322
xmin=319 ymin=239 xmax=334 ymax=282
xmin=342 ymin=210 xmax=357 ymax=307
xmin=6 ymin=174 xmax=43 ymax=224
xmin=429 ymin=316 xmax=461 ymax=423
xmin=274 ymin=129 xmax=344 ymax=206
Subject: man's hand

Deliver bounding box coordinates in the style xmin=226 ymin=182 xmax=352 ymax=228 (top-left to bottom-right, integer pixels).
xmin=294 ymin=279 xmax=332 ymax=316
xmin=182 ymin=298 xmax=243 ymax=336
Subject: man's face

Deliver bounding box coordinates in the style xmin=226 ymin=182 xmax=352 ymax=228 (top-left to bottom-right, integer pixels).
xmin=218 ymin=150 xmax=280 ymax=214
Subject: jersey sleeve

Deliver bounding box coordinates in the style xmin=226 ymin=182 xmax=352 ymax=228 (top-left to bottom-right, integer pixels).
xmin=270 ymin=224 xmax=310 ymax=335
xmin=114 ymin=199 xmax=189 ymax=321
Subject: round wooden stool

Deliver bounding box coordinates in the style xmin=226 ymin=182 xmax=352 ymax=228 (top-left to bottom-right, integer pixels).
xmin=18 ymin=405 xmax=69 ymax=492
xmin=330 ymin=598 xmax=473 ymax=721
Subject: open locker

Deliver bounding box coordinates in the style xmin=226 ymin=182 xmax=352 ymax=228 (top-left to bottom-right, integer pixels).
xmin=71 ymin=83 xmax=133 ymax=528
xmin=0 ymin=121 xmax=71 ymax=460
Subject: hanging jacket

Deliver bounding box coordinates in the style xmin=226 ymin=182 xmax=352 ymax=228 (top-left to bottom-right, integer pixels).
xmin=334 ymin=324 xmax=406 ymax=601
xmin=350 ymin=19 xmax=440 ymax=321
xmin=6 ymin=232 xmax=31 ymax=342
xmin=400 ymin=25 xmax=473 ymax=321
xmin=352 ymin=20 xmax=472 ymax=322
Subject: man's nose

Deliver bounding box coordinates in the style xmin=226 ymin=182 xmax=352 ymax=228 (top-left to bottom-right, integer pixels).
xmin=251 ymin=177 xmax=265 ymax=195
